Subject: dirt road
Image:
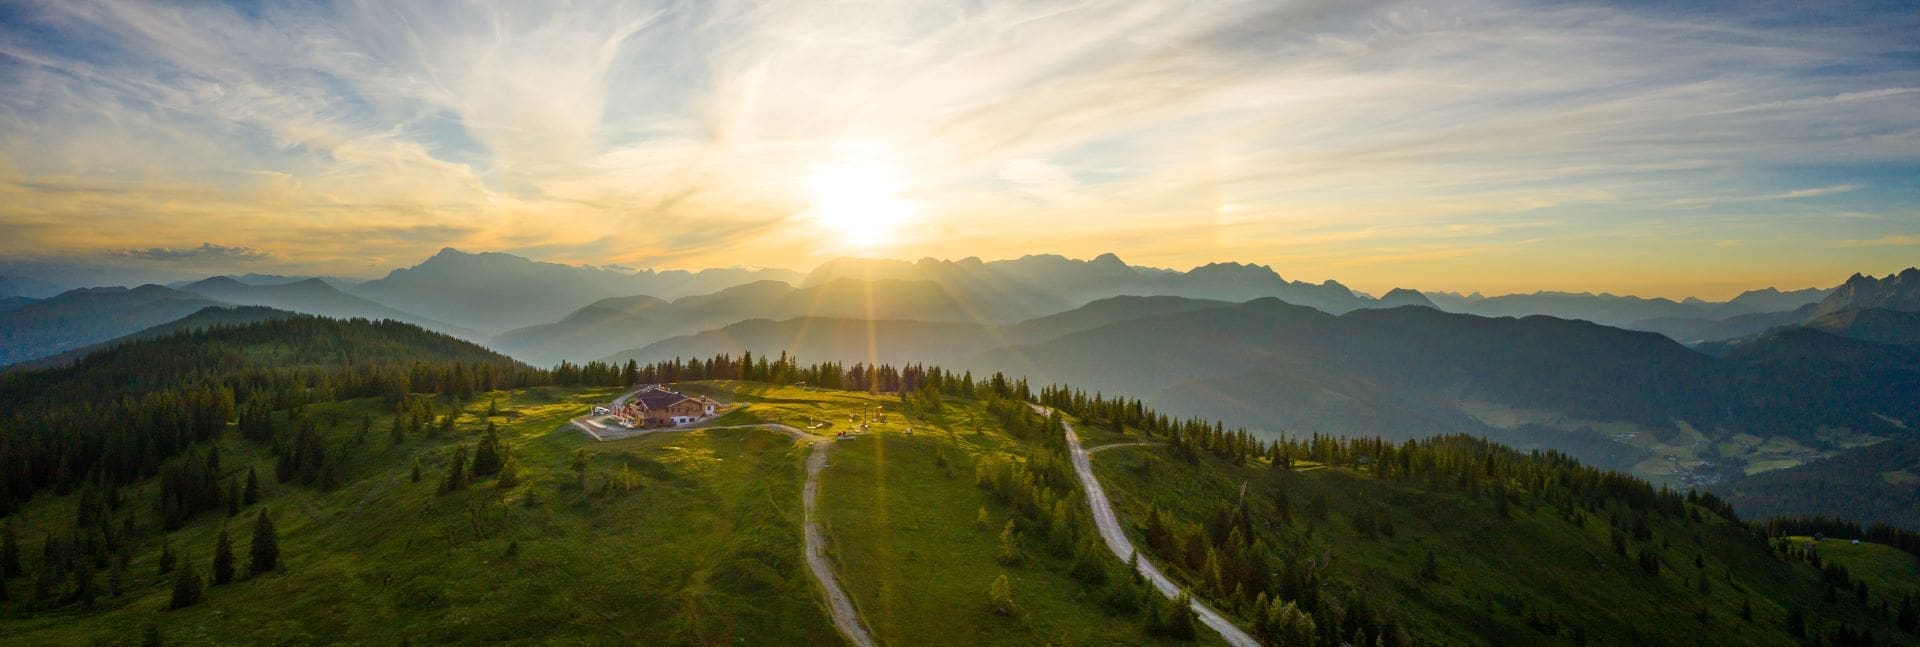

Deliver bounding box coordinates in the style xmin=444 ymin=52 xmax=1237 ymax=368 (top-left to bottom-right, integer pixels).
xmin=1043 ymin=406 xmax=1262 ymax=647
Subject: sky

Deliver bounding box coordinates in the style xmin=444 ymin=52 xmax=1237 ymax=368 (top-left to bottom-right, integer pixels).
xmin=0 ymin=0 xmax=1916 ymax=299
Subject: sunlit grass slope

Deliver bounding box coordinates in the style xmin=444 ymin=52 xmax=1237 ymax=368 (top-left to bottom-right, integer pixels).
xmin=681 ymin=382 xmax=1197 ymax=646
xmin=0 ymin=385 xmax=838 ymax=645
xmin=1088 ymin=433 xmax=1917 ymax=646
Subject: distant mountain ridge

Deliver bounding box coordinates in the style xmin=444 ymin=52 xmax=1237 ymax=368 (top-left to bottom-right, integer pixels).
xmin=1817 ymin=268 xmax=1920 ymax=315
xmin=351 ymin=247 xmax=802 ymax=334
xmin=600 ymin=294 xmax=1239 ymax=367
xmin=0 ymin=285 xmax=224 ymax=366
xmin=799 ymin=253 xmax=1392 ymax=317
xmin=176 ymin=275 xmax=471 ymax=337
xmin=1629 ymin=268 xmax=1918 ymax=343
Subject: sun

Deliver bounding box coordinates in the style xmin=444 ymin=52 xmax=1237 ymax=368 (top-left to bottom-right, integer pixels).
xmin=807 ymin=161 xmax=915 ymax=245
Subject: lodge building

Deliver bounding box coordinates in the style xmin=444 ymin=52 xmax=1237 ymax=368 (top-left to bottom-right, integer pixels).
xmin=620 ymin=385 xmax=721 ymax=427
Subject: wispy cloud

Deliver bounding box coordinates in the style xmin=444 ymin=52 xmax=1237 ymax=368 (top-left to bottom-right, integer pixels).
xmin=118 ymin=243 xmax=274 ymax=263
xmin=0 ymin=0 xmax=1914 ymax=293
xmin=1834 ymin=234 xmax=1920 ymax=248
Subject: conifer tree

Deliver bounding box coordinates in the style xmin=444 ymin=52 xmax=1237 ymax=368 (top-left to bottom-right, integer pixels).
xmin=440 ymin=446 xmax=470 ymax=493
xmin=987 ymin=573 xmax=1017 ymax=616
xmin=497 ymin=449 xmax=521 ymax=489
xmin=158 ymin=540 xmax=176 ymax=576
xmin=168 ymin=555 xmax=202 ymax=609
xmin=249 ymin=510 xmax=279 ymax=575
xmin=996 ymin=521 xmax=1022 ymax=566
xmin=243 ymin=468 xmax=260 ymax=505
xmin=390 ymin=415 xmax=406 ymax=445
xmin=74 ymin=562 xmax=97 ymax=609
xmin=211 ymin=527 xmax=234 ymax=585
xmin=411 ymin=457 xmax=423 ymax=483
xmin=472 ymin=422 xmax=503 ymax=477
xmin=1 ymin=521 xmax=20 ymax=579
xmin=1164 ymin=590 xmax=1198 ymax=639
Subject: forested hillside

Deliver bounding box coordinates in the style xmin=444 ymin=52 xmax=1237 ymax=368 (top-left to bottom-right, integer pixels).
xmin=2 ymin=327 xmax=1917 ymax=645
xmin=0 ymin=315 xmax=550 ymax=517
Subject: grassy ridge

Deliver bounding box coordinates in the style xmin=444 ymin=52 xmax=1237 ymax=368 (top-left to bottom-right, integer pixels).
xmin=683 ymin=382 xmax=1185 ymax=645
xmin=1087 ymin=436 xmax=1917 ymax=645
xmin=0 ymin=385 xmax=839 ymax=644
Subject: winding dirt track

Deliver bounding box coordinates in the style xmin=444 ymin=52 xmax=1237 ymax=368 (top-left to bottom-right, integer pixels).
xmin=574 ymin=414 xmax=874 ymax=647
xmin=1042 ymin=406 xmax=1263 ymax=647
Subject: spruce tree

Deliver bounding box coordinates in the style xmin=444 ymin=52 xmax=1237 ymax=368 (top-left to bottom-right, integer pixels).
xmin=168 ymin=555 xmax=202 ymax=609
xmin=249 ymin=510 xmax=279 ymax=575
xmin=158 ymin=540 xmax=176 ymax=575
xmin=411 ymin=457 xmax=423 ymax=483
xmin=1 ymin=521 xmax=20 ymax=579
xmin=497 ymin=450 xmax=521 ymax=489
xmin=1420 ymin=549 xmax=1441 ymax=582
xmin=212 ymin=527 xmax=234 ymax=585
xmin=440 ymin=446 xmax=469 ymax=493
xmin=74 ymin=562 xmax=96 ymax=609
xmin=472 ymin=422 xmax=503 ymax=477
xmin=390 ymin=415 xmax=406 ymax=445
xmin=987 ymin=573 xmax=1017 ymax=616
xmin=1165 ymin=590 xmax=1198 ymax=639
xmin=243 ymin=468 xmax=260 ymax=505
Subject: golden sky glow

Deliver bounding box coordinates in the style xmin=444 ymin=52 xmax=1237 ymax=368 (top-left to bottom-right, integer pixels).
xmin=0 ymin=1 xmax=1916 ymax=298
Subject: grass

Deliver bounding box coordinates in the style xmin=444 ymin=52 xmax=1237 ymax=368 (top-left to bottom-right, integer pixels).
xmin=6 ymin=381 xmax=1917 ymax=646
xmin=680 ymin=382 xmax=1182 ymax=645
xmin=1785 ymin=537 xmax=1920 ymax=604
xmin=1 ymin=385 xmax=839 ymax=645
xmin=1085 ymin=432 xmax=1912 ymax=646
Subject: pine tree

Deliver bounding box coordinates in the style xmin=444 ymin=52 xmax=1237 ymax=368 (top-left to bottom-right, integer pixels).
xmin=168 ymin=554 xmax=202 ymax=609
xmin=487 ymin=397 xmax=500 ymax=417
xmin=158 ymin=539 xmax=176 ymax=575
xmin=1164 ymin=590 xmax=1198 ymax=639
xmin=1420 ymin=549 xmax=1441 ymax=582
xmin=987 ymin=573 xmax=1017 ymax=616
xmin=472 ymin=422 xmax=503 ymax=477
xmin=243 ymin=467 xmax=260 ymax=505
xmin=73 ymin=562 xmax=96 ymax=609
xmin=497 ymin=450 xmax=521 ymax=489
xmin=390 ymin=415 xmax=406 ymax=445
xmin=212 ymin=527 xmax=235 ymax=585
xmin=411 ymin=457 xmax=423 ymax=483
xmin=249 ymin=510 xmax=279 ymax=575
xmin=0 ymin=521 xmax=20 ymax=579
xmin=996 ymin=521 xmax=1022 ymax=566
xmin=440 ymin=446 xmax=470 ymax=493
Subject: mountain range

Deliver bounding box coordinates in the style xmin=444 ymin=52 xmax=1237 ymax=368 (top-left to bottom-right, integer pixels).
xmin=0 ymin=285 xmax=225 ymax=365
xmin=349 ymin=247 xmax=802 ymax=334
